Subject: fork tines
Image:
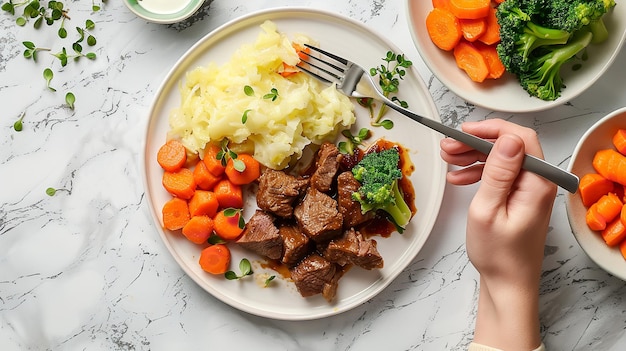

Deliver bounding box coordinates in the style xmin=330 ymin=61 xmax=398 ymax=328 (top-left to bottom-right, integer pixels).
xmin=296 ymin=44 xmax=349 ymax=85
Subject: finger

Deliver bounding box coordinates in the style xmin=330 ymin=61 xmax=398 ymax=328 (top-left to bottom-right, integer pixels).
xmin=446 ymin=164 xmax=485 ymax=185
xmin=473 ymin=134 xmax=525 ymax=212
xmin=461 ymin=119 xmax=544 ymax=158
xmin=440 ymin=148 xmax=488 ymax=167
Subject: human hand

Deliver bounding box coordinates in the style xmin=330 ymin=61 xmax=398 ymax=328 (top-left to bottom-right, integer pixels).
xmin=440 ymin=118 xmax=557 ymax=350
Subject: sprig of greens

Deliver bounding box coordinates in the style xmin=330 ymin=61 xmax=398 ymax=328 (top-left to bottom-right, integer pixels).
xmin=225 ymin=258 xmax=253 ymax=280
xmin=363 ymin=51 xmax=413 ymax=129
xmin=262 ymin=87 xmax=279 ymax=101
xmin=216 ymin=139 xmax=246 ymax=171
xmin=13 ymin=112 xmax=25 ymax=131
xmin=338 ymin=127 xmax=371 ymax=155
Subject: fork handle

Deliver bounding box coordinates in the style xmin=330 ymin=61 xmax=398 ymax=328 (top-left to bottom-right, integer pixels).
xmin=381 ymin=100 xmax=579 ymax=194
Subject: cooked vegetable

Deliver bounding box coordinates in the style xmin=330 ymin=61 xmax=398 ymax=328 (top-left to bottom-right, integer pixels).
xmin=602 ymin=217 xmax=626 ymax=247
xmin=593 ymin=149 xmax=626 ymax=186
xmin=612 ymin=129 xmax=626 ymax=155
xmin=578 ymin=173 xmax=614 ymax=207
xmin=162 ymin=197 xmax=191 ymax=231
xmin=199 ymin=244 xmax=231 ymax=274
xmin=192 ymin=159 xmax=221 ymax=190
xmin=202 ymin=143 xmax=226 ymax=177
xmin=162 ymin=168 xmax=197 ymax=200
xmin=214 ymin=179 xmax=244 ymax=209
xmin=460 ymin=17 xmax=487 ymax=42
xmin=496 ymin=0 xmax=616 ymax=100
xmin=188 ymin=190 xmax=219 ymax=218
xmin=449 ymin=0 xmax=491 ymax=19
xmin=426 ymin=7 xmax=463 ymax=51
xmin=213 ymin=208 xmax=245 ymax=240
xmin=474 ymin=41 xmax=506 ymax=79
xmin=182 ymin=216 xmax=215 ymax=244
xmin=225 ymin=154 xmax=261 ymax=185
xmin=585 ymin=203 xmax=606 ymax=231
xmin=157 ymin=139 xmax=187 ymax=172
xmin=351 ymin=147 xmax=412 ymax=232
xmin=477 ymin=7 xmax=500 ymax=45
xmin=594 ymin=192 xmax=623 ymax=224
xmin=454 ymin=41 xmax=490 ymax=82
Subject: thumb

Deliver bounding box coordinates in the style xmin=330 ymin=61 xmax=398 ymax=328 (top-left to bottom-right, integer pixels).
xmin=474 ymin=134 xmax=525 ymax=209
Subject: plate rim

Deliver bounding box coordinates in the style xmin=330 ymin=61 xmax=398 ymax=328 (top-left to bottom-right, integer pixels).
xmin=141 ymin=6 xmax=447 ymax=320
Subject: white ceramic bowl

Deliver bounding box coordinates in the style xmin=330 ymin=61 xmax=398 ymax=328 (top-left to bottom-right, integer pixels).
xmin=405 ymin=1 xmax=626 ymax=113
xmin=566 ymin=107 xmax=626 ymax=281
xmin=123 ymin=0 xmax=204 ymax=24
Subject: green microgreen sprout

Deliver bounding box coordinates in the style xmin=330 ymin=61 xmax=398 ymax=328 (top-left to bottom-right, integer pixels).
xmin=264 ymin=275 xmax=276 ymax=287
xmin=43 ymin=67 xmax=56 ymax=91
xmin=262 ymin=87 xmax=279 ymax=101
xmin=243 ymin=85 xmax=254 ymax=96
xmin=242 ymin=109 xmax=251 ymax=124
xmin=13 ymin=112 xmax=25 ymax=132
xmin=65 ymin=91 xmax=75 ymax=109
xmin=207 ymin=233 xmax=226 ymax=245
xmin=225 ymin=258 xmax=253 ymax=280
xmin=365 ymin=51 xmax=412 ymax=129
xmin=45 ymin=187 xmax=69 ymax=196
xmin=338 ymin=127 xmax=371 ymax=155
xmin=22 ymin=41 xmax=50 ymax=61
xmin=91 ymin=0 xmax=104 ymax=12
xmin=216 ymin=139 xmax=246 ymax=171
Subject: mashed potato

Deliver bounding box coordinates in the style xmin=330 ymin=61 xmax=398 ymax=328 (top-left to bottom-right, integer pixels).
xmin=168 ymin=20 xmax=356 ymax=170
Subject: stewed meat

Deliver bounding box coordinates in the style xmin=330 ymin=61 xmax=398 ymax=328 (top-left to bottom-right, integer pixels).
xmin=236 ymin=210 xmax=282 ymax=260
xmin=278 ymin=224 xmax=311 ymax=266
xmin=294 ymin=187 xmax=343 ymax=243
xmin=324 ymin=228 xmax=383 ymax=270
xmin=310 ymin=142 xmax=342 ymax=192
xmin=336 ymin=171 xmax=374 ymax=228
xmin=256 ymin=169 xmax=309 ymax=218
xmin=290 ymin=253 xmax=341 ymax=301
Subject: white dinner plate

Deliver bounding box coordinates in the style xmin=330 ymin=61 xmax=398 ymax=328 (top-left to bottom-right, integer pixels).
xmin=405 ymin=0 xmax=626 ymax=113
xmin=142 ymin=7 xmax=446 ymax=320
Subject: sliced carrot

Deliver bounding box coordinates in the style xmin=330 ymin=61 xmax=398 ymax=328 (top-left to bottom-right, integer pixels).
xmin=214 ymin=179 xmax=244 ymax=209
xmin=213 ymin=209 xmax=244 ymax=240
xmin=612 ymin=129 xmax=626 ymax=156
xmin=595 ymin=192 xmax=623 ymax=224
xmin=586 ymin=203 xmax=607 ymax=231
xmin=620 ymin=239 xmax=626 ymax=260
xmin=473 ymin=41 xmax=505 ymax=79
xmin=593 ymin=149 xmax=626 ymax=186
xmin=193 ymin=159 xmax=221 ymax=190
xmin=199 ymin=244 xmax=231 ymax=274
xmin=224 ymin=154 xmax=261 ymax=185
xmin=292 ymin=42 xmax=311 ymax=60
xmin=578 ymin=173 xmax=615 ymax=207
xmin=202 ymin=143 xmax=226 ymax=177
xmin=601 ymin=216 xmax=626 ymax=247
xmin=432 ymin=0 xmax=451 ymax=10
xmin=279 ymin=62 xmax=299 ymax=77
xmin=453 ymin=41 xmax=490 ymax=82
xmin=477 ymin=7 xmax=500 ymax=45
xmin=426 ymin=8 xmax=462 ymax=51
xmin=157 ymin=139 xmax=187 ymax=172
xmin=182 ymin=215 xmax=214 ymax=244
xmin=188 ymin=190 xmax=219 ymax=218
xmin=162 ymin=197 xmax=191 ymax=231
xmin=162 ymin=168 xmax=196 ymax=200
xmin=449 ymin=0 xmax=491 ymax=19
xmin=459 ymin=18 xmax=486 ymax=42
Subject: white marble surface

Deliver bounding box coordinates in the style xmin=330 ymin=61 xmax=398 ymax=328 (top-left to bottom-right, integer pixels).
xmin=1 ymin=0 xmax=626 ymax=350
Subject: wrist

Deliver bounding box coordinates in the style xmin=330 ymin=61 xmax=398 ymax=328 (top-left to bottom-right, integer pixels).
xmin=473 ymin=276 xmax=542 ymax=351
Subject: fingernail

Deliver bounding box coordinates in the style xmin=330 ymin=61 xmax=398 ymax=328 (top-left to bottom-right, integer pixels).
xmin=497 ymin=135 xmax=522 ymax=158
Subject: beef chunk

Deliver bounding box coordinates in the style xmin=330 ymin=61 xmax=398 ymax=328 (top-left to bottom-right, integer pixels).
xmin=236 ymin=210 xmax=282 ymax=260
xmin=310 ymin=142 xmax=342 ymax=192
xmin=290 ymin=254 xmax=341 ymax=301
xmin=279 ymin=224 xmax=311 ymax=266
xmin=294 ymin=187 xmax=343 ymax=243
xmin=324 ymin=228 xmax=383 ymax=270
xmin=256 ymin=169 xmax=309 ymax=218
xmin=336 ymin=171 xmax=375 ymax=228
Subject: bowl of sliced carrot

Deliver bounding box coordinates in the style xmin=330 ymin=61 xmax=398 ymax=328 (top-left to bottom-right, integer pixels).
xmin=405 ymin=0 xmax=626 ymax=113
xmin=566 ymin=107 xmax=626 ymax=280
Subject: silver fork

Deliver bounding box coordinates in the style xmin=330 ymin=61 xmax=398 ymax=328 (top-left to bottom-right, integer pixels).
xmin=296 ymin=44 xmax=579 ymax=194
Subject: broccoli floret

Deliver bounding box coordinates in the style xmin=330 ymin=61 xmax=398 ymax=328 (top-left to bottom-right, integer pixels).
xmin=519 ymin=29 xmax=593 ymax=101
xmin=351 ymin=147 xmax=411 ymax=232
xmin=543 ymin=0 xmax=615 ymax=40
xmin=496 ymin=0 xmax=615 ymax=100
